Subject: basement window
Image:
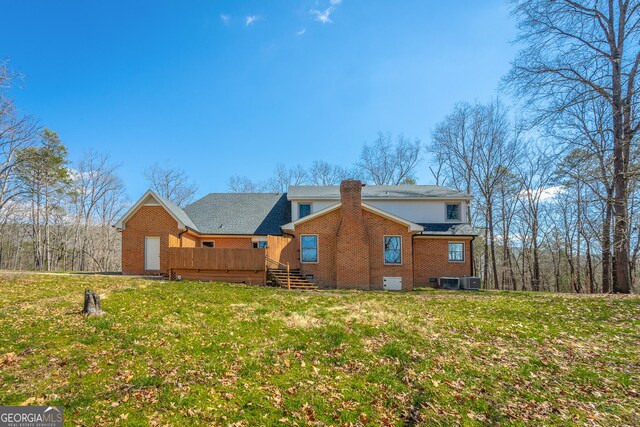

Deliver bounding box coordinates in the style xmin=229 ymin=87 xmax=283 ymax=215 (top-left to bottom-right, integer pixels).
xmin=384 ymin=236 xmax=402 ymax=264
xmin=448 ymin=242 xmax=465 ymax=262
xmin=301 ymin=235 xmax=318 ymax=263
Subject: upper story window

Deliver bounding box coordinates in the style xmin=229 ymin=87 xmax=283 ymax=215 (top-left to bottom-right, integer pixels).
xmin=448 ymin=242 xmax=465 ymax=262
xmin=301 ymin=235 xmax=318 ymax=263
xmin=446 ymin=203 xmax=461 ymax=221
xmin=299 ymin=203 xmax=311 ymax=219
xmin=202 ymin=241 xmax=215 ymax=248
xmin=252 ymin=241 xmax=267 ymax=249
xmin=384 ymin=236 xmax=402 ymax=264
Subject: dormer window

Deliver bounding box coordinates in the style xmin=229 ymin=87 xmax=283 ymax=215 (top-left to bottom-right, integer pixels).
xmin=299 ymin=203 xmax=311 ymax=219
xmin=446 ymin=203 xmax=461 ymax=221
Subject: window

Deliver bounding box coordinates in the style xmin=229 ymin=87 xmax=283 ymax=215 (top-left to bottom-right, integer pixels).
xmin=446 ymin=203 xmax=461 ymax=221
xmin=301 ymin=235 xmax=318 ymax=263
xmin=448 ymin=242 xmax=465 ymax=262
xmin=252 ymin=241 xmax=268 ymax=249
xmin=299 ymin=203 xmax=311 ymax=219
xmin=202 ymin=241 xmax=215 ymax=248
xmin=384 ymin=236 xmax=402 ymax=264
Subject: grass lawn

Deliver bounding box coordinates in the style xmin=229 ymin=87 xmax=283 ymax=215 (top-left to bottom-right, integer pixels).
xmin=0 ymin=273 xmax=639 ymax=426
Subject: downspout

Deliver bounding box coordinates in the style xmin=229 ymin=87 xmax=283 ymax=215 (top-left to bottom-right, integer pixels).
xmin=411 ymin=233 xmax=416 ymax=291
xmin=178 ymin=227 xmax=190 ymax=248
xmin=470 ymin=236 xmax=475 ymax=276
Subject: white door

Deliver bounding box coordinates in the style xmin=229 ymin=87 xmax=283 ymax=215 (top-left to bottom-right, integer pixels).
xmin=145 ymin=237 xmax=160 ymax=270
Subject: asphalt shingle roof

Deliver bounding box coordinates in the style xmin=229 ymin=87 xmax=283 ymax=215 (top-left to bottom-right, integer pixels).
xmin=287 ymin=185 xmax=471 ymax=200
xmin=182 ymin=193 xmax=290 ymax=235
xmin=418 ymin=223 xmax=478 ymax=236
xmin=152 ymin=191 xmax=199 ymax=231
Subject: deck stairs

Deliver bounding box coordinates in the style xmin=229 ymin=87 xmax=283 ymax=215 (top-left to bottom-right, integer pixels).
xmin=267 ymin=268 xmax=317 ymax=290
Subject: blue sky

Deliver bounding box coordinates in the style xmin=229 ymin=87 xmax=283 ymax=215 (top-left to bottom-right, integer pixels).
xmin=1 ymin=0 xmax=517 ymax=199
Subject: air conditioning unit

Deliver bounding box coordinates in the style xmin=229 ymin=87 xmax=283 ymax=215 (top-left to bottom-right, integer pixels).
xmin=439 ymin=277 xmax=460 ymax=290
xmin=460 ymin=276 xmax=481 ymax=290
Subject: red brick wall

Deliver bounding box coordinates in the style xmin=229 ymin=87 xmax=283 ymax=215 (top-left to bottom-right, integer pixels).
xmin=121 ymin=206 xmax=180 ymax=275
xmin=293 ymin=209 xmax=341 ymax=289
xmin=206 ymin=238 xmax=253 ymax=249
xmin=179 ymin=234 xmax=254 ymax=249
xmin=291 ymin=206 xmax=416 ymax=290
xmin=413 ymin=237 xmax=473 ymax=288
xmin=181 ymin=233 xmax=199 ymax=248
xmin=362 ymin=209 xmax=414 ymax=291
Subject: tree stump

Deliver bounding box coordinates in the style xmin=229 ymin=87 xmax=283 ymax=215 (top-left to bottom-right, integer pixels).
xmin=82 ymin=289 xmax=104 ymax=316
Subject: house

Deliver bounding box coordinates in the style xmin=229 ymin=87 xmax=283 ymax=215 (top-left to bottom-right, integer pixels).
xmin=114 ymin=180 xmax=478 ymax=290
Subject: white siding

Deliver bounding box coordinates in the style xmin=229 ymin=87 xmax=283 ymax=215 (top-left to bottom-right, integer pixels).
xmin=367 ymin=200 xmax=467 ymax=223
xmin=291 ymin=201 xmax=339 ymax=221
xmin=289 ymin=199 xmax=468 ymax=224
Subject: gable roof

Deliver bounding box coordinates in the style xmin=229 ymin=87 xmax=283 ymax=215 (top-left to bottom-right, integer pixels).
xmin=183 ymin=193 xmax=289 ymax=235
xmin=114 ymin=190 xmax=198 ymax=231
xmin=288 ymin=185 xmax=471 ymax=200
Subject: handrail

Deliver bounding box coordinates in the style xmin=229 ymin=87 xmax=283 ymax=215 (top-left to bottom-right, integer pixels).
xmin=265 ymin=256 xmax=291 ymax=289
xmin=265 ymin=256 xmax=288 ymax=270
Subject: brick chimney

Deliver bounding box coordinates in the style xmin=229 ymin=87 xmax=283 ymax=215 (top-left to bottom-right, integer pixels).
xmin=336 ymin=180 xmax=370 ymax=289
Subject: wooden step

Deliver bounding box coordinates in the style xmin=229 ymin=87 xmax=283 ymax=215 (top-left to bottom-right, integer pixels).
xmin=267 ymin=267 xmax=317 ymax=290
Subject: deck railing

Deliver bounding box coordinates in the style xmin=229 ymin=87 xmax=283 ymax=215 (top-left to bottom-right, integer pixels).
xmin=168 ymin=247 xmax=266 ymax=271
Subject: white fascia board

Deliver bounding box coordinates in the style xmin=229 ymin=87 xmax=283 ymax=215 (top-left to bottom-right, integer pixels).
xmin=287 ymin=195 xmax=472 ymax=201
xmin=281 ymin=203 xmax=341 ymax=231
xmin=113 ymin=190 xmax=186 ymax=231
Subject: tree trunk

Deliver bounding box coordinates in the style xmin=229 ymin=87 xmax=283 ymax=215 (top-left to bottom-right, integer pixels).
xmin=602 ymin=194 xmax=613 ymax=293
xmin=487 ymin=203 xmax=500 ymax=291
xmin=531 ymin=215 xmax=540 ymax=292
xmin=483 ymin=224 xmax=489 ymax=288
xmin=611 ymin=25 xmax=631 ymax=294
xmin=82 ymin=290 xmax=104 ymax=316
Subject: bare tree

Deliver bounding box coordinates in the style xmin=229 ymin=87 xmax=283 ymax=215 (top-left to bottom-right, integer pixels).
xmin=358 ymin=132 xmax=421 ymax=185
xmin=506 ymin=0 xmax=640 ymax=293
xmin=227 ymin=175 xmax=263 ymax=193
xmin=431 ymin=100 xmax=522 ymax=289
xmin=143 ymin=162 xmax=198 ymax=207
xmin=308 ymin=161 xmax=353 ymax=185
xmin=515 ymin=144 xmax=558 ymax=292
xmin=70 ymin=151 xmax=127 ymax=270
xmin=264 ymin=164 xmax=309 ymax=193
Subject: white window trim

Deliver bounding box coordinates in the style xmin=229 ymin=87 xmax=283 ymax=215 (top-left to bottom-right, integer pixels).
xmin=383 ymin=235 xmax=403 ymax=265
xmin=300 ymin=234 xmax=319 ymax=264
xmin=201 ymin=240 xmax=215 ymax=248
xmin=448 ymin=241 xmax=465 ymax=263
xmin=445 ymin=203 xmax=462 ymax=222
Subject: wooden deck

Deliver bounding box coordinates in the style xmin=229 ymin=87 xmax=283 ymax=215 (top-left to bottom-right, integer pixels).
xmin=169 ymin=247 xmax=266 ymax=270
xmin=168 ymin=247 xmax=267 ymax=284
xmin=167 ymin=237 xmax=301 ymax=285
